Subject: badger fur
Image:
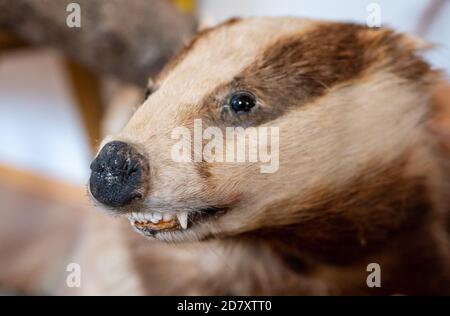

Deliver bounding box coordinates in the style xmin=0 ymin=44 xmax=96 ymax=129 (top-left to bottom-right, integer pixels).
xmin=4 ymin=17 xmax=450 ymax=296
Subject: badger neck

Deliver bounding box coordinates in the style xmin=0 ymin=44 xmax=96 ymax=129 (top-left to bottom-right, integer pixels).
xmin=240 ymin=151 xmax=447 ymax=266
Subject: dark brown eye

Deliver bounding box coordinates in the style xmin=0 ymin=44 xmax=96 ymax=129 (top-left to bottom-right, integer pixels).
xmin=229 ymin=92 xmax=256 ymax=113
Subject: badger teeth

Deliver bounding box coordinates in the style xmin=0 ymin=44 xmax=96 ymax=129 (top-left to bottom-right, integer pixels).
xmin=176 ymin=211 xmax=188 ymax=229
xmin=128 ymin=211 xmax=188 ymax=230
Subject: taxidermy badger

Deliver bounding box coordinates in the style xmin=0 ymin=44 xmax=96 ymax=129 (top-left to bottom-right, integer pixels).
xmin=86 ymin=17 xmax=450 ymax=295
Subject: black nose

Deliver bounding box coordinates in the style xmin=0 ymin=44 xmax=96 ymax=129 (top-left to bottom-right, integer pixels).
xmin=89 ymin=141 xmax=147 ymax=207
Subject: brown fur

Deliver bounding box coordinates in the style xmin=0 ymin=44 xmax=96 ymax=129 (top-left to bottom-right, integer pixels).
xmin=170 ymin=22 xmax=435 ymax=129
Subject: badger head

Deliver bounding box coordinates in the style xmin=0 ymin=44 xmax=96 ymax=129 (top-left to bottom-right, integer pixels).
xmin=89 ymin=17 xmax=442 ymax=245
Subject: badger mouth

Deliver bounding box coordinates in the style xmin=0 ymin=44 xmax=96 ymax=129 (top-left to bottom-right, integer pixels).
xmin=127 ymin=207 xmax=227 ymax=237
xmin=128 ymin=211 xmax=185 ymax=234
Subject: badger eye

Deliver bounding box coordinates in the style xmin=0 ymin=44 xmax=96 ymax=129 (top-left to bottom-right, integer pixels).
xmin=229 ymin=92 xmax=256 ymax=113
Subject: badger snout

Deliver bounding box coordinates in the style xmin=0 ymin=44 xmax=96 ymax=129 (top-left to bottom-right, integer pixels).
xmin=89 ymin=141 xmax=148 ymax=208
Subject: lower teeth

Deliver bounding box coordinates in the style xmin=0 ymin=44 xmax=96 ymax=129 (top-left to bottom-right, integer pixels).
xmin=133 ymin=219 xmax=179 ymax=231
xmin=128 ymin=211 xmax=189 ymax=230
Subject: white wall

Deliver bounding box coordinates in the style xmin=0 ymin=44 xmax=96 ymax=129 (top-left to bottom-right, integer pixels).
xmin=0 ymin=49 xmax=91 ymax=184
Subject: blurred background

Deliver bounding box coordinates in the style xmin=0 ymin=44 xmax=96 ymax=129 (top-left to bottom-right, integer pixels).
xmin=0 ymin=0 xmax=449 ymax=294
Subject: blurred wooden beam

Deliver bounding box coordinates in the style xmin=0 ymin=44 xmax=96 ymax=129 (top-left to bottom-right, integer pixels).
xmin=64 ymin=60 xmax=104 ymax=152
xmin=415 ymin=0 xmax=447 ymax=36
xmin=0 ymin=164 xmax=86 ymax=205
xmin=0 ymin=30 xmax=27 ymax=50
